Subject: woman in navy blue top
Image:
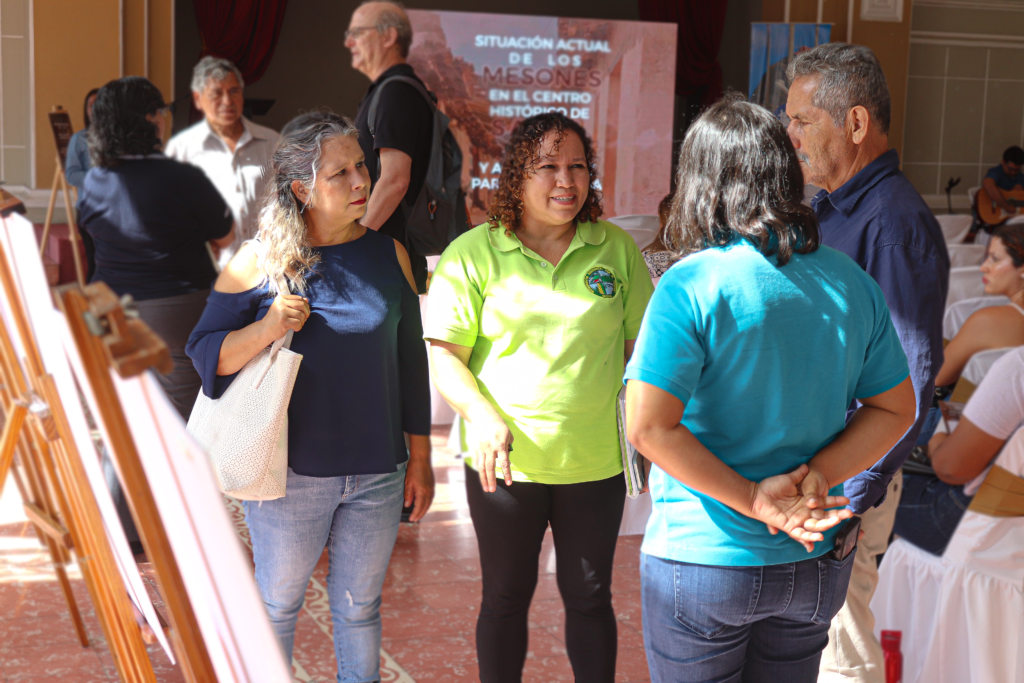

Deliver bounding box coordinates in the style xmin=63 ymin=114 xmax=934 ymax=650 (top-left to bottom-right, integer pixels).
xmin=186 ymin=111 xmax=431 ymax=681
xmin=79 ymin=77 xmax=235 ymax=421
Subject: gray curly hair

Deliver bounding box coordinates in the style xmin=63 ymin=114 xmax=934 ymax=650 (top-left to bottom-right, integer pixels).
xmin=191 ymin=56 xmax=245 ymax=94
xmin=786 ymin=43 xmax=891 ymax=135
xmin=257 ymin=110 xmax=359 ymax=294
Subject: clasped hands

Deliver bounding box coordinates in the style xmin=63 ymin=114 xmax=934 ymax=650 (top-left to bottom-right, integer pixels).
xmin=748 ymin=464 xmax=851 ymax=552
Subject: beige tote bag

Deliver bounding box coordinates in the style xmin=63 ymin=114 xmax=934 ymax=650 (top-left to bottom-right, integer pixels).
xmin=187 ymin=325 xmax=302 ymax=501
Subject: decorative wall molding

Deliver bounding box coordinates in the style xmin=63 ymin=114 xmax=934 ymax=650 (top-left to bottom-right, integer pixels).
xmin=916 ymin=0 xmax=1024 ymax=11
xmin=911 ymin=29 xmax=1024 ymax=49
xmin=861 ymin=0 xmax=904 ymax=22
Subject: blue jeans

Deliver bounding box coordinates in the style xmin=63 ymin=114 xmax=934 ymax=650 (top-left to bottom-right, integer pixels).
xmin=892 ymin=472 xmax=973 ymax=556
xmin=244 ymin=462 xmax=406 ymax=683
xmin=641 ymin=549 xmax=856 ymax=683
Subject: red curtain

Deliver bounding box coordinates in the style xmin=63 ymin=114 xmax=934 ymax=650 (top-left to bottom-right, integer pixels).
xmin=638 ymin=0 xmax=729 ymax=105
xmin=192 ymin=0 xmax=289 ymax=86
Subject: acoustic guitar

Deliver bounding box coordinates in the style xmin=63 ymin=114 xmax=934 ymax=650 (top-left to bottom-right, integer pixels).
xmin=975 ymin=186 xmax=1024 ymax=227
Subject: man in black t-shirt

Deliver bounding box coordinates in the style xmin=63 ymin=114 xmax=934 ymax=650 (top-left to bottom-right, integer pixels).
xmin=347 ymin=1 xmax=432 ymax=291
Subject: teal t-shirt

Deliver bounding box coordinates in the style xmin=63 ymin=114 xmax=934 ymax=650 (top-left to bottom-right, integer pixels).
xmin=624 ymin=239 xmax=909 ymax=566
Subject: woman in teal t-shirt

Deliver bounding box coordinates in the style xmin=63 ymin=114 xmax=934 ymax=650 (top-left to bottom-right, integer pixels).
xmin=624 ymin=98 xmax=917 ymax=682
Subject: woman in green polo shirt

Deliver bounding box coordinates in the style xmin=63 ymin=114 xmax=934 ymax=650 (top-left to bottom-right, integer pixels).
xmin=424 ymin=112 xmax=653 ymax=683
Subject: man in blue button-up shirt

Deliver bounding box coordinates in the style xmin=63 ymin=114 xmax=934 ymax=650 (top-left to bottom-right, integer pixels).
xmin=786 ymin=44 xmax=949 ymax=683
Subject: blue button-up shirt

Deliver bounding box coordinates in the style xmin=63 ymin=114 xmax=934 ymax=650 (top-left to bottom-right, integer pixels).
xmin=813 ymin=149 xmax=949 ymax=514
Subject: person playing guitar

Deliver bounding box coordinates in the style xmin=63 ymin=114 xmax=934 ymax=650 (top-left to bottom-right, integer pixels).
xmin=977 ymin=145 xmax=1024 ymax=228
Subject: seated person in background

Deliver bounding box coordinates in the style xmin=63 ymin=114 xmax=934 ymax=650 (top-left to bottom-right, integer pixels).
xmin=642 ymin=193 xmax=675 ymax=281
xmin=934 ymin=224 xmax=1024 ymax=391
xmin=982 ymin=146 xmax=1024 ymax=219
xmin=165 ymin=56 xmax=278 ymax=267
xmin=894 ymin=346 xmax=1024 ymax=555
xmin=64 ymin=88 xmax=99 ymax=194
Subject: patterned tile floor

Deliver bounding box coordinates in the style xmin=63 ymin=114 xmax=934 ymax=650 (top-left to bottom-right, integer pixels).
xmin=0 ymin=426 xmax=650 ymax=682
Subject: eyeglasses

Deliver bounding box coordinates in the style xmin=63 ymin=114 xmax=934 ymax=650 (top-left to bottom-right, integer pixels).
xmin=344 ymin=26 xmax=377 ymax=40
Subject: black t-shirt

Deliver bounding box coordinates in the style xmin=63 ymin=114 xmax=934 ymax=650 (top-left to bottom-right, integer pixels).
xmin=354 ymin=63 xmax=432 ymax=284
xmin=78 ymin=155 xmax=232 ymax=301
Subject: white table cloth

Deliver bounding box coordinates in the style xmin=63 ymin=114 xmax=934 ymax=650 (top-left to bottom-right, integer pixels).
xmin=872 ymin=538 xmax=946 ymax=683
xmin=606 ymin=214 xmax=659 ymax=251
xmin=916 ymin=427 xmax=1024 ymax=683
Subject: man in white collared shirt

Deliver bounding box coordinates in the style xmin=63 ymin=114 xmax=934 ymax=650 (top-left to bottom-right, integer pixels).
xmin=166 ymin=56 xmax=278 ymax=267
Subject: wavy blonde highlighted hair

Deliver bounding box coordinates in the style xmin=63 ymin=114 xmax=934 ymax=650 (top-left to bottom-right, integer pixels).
xmin=257 ymin=110 xmax=359 ymax=294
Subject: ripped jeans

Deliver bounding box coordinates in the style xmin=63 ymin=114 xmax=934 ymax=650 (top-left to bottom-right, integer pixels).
xmin=244 ymin=461 xmax=406 ymax=683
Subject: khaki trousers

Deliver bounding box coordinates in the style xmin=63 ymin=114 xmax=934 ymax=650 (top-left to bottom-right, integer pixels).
xmin=818 ymin=471 xmax=903 ymax=683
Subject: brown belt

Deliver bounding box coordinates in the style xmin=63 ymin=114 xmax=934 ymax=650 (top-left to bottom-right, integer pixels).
xmin=967 ymin=465 xmax=1024 ymax=517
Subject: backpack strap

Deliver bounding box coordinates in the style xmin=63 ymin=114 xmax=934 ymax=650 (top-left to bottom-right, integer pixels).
xmin=366 ymin=75 xmax=437 ymax=138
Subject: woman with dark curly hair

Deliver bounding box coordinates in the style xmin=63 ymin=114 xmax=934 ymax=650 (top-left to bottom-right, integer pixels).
xmin=424 ymin=112 xmax=653 ymax=682
xmin=78 ymin=76 xmax=235 ymax=419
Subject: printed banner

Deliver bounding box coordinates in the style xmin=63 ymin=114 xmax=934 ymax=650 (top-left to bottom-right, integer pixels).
xmin=407 ymin=10 xmax=677 ymax=224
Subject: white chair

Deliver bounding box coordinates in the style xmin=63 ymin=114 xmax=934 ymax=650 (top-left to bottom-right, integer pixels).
xmin=915 ymin=427 xmax=1024 ymax=683
xmin=606 ymin=214 xmax=659 ymax=251
xmin=947 ymin=243 xmax=987 ymax=268
xmin=872 ymin=538 xmax=947 ymax=683
xmin=967 ymin=186 xmax=980 ymax=208
xmin=950 ymin=347 xmax=1018 ymax=404
xmin=946 ymin=267 xmax=985 ymax=309
xmin=935 ymin=214 xmax=973 ymax=244
xmin=943 ymin=296 xmax=1010 ymax=341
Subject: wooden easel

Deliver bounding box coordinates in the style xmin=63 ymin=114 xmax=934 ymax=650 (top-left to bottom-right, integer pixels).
xmin=0 ymin=207 xmax=290 ymax=681
xmin=0 ymin=219 xmax=214 ymax=680
xmin=0 ymin=240 xmax=156 ymax=679
xmin=38 ymin=105 xmax=85 ymax=286
xmin=57 ymin=282 xmax=218 ymax=682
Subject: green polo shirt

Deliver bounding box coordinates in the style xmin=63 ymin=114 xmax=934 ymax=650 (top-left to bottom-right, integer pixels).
xmin=424 ymin=219 xmax=654 ymax=484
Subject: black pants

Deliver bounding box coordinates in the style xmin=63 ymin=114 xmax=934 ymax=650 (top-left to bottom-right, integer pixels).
xmin=465 ymin=464 xmax=626 ymax=683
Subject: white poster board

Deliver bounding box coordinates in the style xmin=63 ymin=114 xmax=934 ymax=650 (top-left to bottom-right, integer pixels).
xmin=2 ymin=213 xmax=290 ymax=682
xmin=0 ymin=213 xmax=171 ymax=657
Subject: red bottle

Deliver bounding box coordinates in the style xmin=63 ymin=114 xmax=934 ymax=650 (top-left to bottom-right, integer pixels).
xmin=881 ymin=630 xmax=902 ymax=683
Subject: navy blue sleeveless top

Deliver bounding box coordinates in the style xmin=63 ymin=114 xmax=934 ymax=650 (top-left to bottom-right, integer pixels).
xmin=186 ymin=229 xmax=431 ymax=477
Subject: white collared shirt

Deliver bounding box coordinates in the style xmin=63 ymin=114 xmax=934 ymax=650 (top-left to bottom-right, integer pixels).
xmin=165 ymin=117 xmax=278 ymax=266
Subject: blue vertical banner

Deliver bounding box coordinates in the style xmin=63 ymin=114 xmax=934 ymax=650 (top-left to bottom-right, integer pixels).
xmin=749 ymin=23 xmax=769 ymax=99
xmin=749 ymin=23 xmax=833 ymax=117
xmin=793 ymin=23 xmax=818 ymax=55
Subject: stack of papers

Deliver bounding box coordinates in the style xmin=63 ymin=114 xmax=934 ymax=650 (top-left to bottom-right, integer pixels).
xmin=617 ymin=386 xmax=647 ymax=499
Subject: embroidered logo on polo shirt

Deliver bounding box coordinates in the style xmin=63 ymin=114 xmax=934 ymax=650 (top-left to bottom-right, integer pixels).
xmin=585 ymin=267 xmax=616 ymax=298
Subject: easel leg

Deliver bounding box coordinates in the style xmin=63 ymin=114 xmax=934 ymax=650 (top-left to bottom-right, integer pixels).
xmin=0 ymin=402 xmax=26 ymax=491
xmin=53 ymin=552 xmax=90 ymax=645
xmin=57 ymin=169 xmax=85 ymax=286
xmin=18 ymin=437 xmax=89 ymax=646
xmin=39 ymin=164 xmax=61 ymax=258
xmin=32 ymin=437 xmax=90 ymax=646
